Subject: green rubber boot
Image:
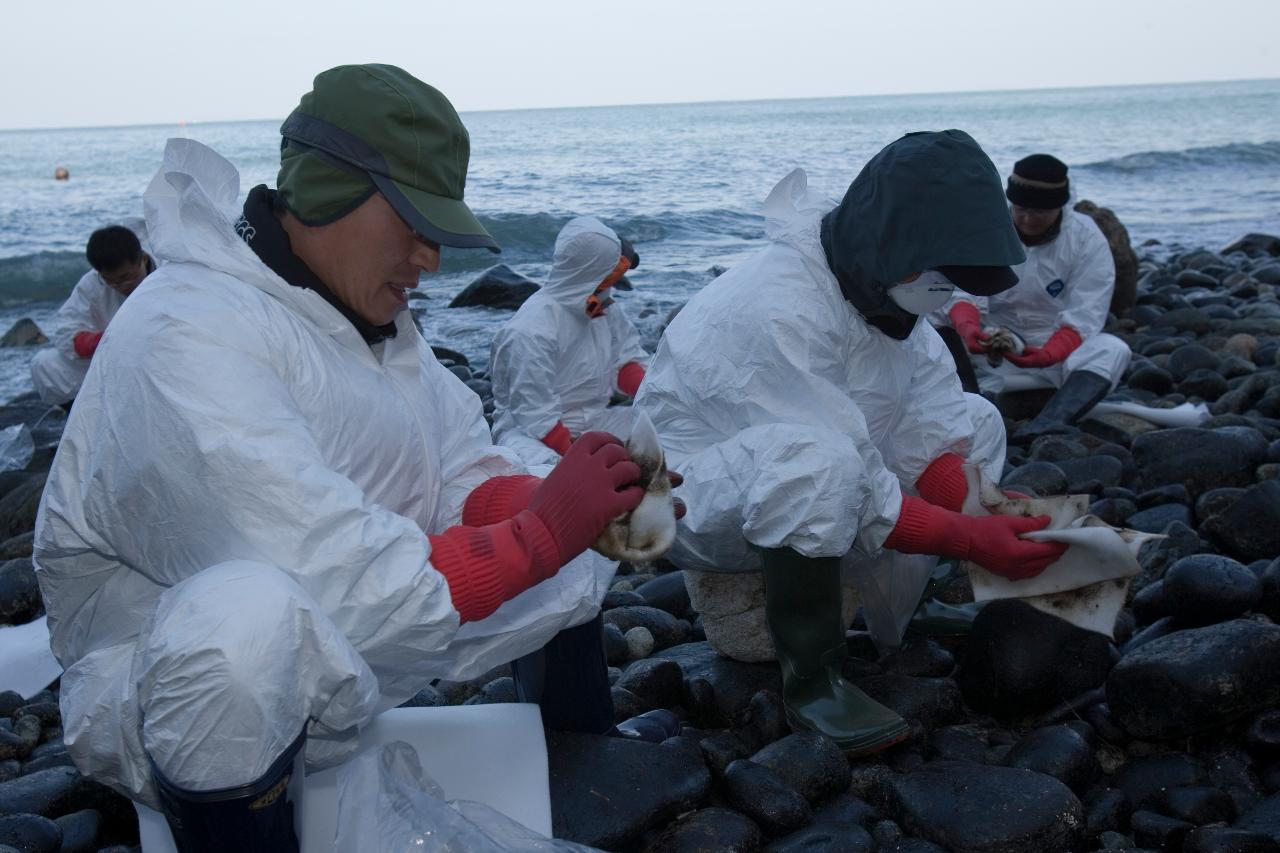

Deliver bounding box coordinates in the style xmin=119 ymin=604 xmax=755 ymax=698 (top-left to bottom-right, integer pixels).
xmin=761 ymin=547 xmax=910 ymax=756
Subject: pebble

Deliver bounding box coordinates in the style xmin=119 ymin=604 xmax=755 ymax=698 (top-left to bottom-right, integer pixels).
xmin=625 ymin=627 xmax=656 ymax=660
xmin=1004 ymin=724 xmax=1099 ymax=792
xmin=1162 ymin=554 xmax=1262 ymax=626
xmin=750 ymin=733 xmax=850 ymax=804
xmin=721 ymin=759 xmax=811 ymax=836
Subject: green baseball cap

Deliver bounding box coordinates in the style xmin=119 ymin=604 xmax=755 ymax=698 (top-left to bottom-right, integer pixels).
xmin=280 ymin=64 xmax=499 ymax=252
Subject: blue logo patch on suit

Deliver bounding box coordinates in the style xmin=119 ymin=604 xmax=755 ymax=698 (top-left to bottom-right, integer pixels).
xmin=1045 ymin=279 xmax=1065 ymax=298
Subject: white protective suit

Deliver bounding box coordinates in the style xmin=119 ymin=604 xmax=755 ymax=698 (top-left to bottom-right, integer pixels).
xmin=946 ymin=209 xmax=1131 ymax=392
xmin=29 ymin=223 xmax=148 ymax=405
xmin=636 ymin=169 xmax=1006 ymax=580
xmin=490 ymin=217 xmax=649 ymax=467
xmin=33 ymin=139 xmax=615 ymax=807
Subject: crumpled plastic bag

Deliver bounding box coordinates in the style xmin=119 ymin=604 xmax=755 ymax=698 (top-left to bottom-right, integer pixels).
xmin=0 ymin=424 xmax=33 ymax=473
xmin=334 ymin=741 xmax=600 ymax=853
xmin=841 ymin=548 xmax=939 ymax=652
xmin=960 ymin=465 xmax=1163 ymax=637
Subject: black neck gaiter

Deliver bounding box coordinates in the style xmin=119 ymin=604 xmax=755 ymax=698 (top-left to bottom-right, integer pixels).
xmin=236 ymin=184 xmax=398 ymax=346
xmin=1017 ymin=211 xmax=1064 ymax=247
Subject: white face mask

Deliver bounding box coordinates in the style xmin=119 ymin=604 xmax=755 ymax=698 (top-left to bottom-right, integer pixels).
xmin=888 ymin=270 xmax=956 ymax=315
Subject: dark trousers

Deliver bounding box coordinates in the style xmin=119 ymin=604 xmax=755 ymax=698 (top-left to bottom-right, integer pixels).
xmin=511 ymin=613 xmax=615 ymax=733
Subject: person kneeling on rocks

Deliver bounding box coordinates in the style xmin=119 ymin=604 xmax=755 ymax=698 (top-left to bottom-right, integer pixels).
xmin=34 ymin=65 xmax=676 ymax=853
xmin=30 ymin=223 xmax=156 ymax=406
xmin=939 ymin=154 xmax=1132 ymax=442
xmin=490 ymin=216 xmax=650 ymax=467
xmin=637 ymin=131 xmax=1068 ymax=757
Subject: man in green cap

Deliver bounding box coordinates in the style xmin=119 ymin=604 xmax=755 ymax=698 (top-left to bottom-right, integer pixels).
xmin=637 ymin=131 xmax=1067 ymax=756
xmin=35 ymin=64 xmax=660 ymax=852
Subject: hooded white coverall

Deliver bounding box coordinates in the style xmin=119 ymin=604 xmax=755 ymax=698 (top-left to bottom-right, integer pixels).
xmin=635 ymin=170 xmax=1006 ymax=642
xmin=33 ymin=139 xmax=615 ymax=807
xmin=490 ymin=217 xmax=649 ymax=467
xmin=947 ymin=209 xmax=1130 ymax=392
xmin=29 ymin=224 xmax=147 ymax=405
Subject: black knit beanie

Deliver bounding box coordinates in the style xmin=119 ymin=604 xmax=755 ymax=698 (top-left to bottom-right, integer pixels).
xmin=1006 ymin=154 xmax=1069 ymax=209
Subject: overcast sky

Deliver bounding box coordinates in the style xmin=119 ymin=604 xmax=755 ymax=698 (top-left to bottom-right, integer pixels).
xmin=3 ymin=0 xmax=1277 ymax=130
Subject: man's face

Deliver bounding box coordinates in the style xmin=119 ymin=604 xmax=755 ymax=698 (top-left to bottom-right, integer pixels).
xmin=1010 ymin=204 xmax=1060 ymax=240
xmin=300 ymin=192 xmax=441 ymax=326
xmin=98 ymin=255 xmax=149 ymax=297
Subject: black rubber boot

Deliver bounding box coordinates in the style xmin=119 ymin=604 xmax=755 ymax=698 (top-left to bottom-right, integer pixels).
xmin=512 ymin=613 xmax=681 ymax=742
xmin=1011 ymin=370 xmax=1111 ymax=443
xmin=761 ymin=548 xmax=909 ymax=756
xmin=152 ymin=730 xmax=305 ymax=853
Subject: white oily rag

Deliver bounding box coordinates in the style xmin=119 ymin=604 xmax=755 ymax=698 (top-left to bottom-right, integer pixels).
xmin=959 ymin=465 xmax=1164 ymax=637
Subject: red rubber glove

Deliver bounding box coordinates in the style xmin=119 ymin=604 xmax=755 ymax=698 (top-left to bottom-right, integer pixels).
xmin=428 ymin=512 xmax=561 ymax=622
xmin=885 ymin=496 xmax=1067 ymax=580
xmin=462 ymin=475 xmax=542 ymax=526
xmin=617 ymin=362 xmax=646 ymax=397
xmin=949 ymin=303 xmax=988 ymax=354
xmin=1005 ymin=326 xmax=1082 ymax=369
xmin=541 ymin=422 xmax=572 ymax=455
xmin=73 ymin=331 xmax=103 ymax=359
xmin=915 ymin=453 xmax=969 ymax=512
xmin=526 ymin=431 xmax=645 ymax=565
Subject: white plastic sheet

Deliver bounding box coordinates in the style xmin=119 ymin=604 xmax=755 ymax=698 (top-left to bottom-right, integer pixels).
xmin=0 ymin=616 xmax=61 ymax=698
xmin=1089 ymin=400 xmax=1211 ymax=429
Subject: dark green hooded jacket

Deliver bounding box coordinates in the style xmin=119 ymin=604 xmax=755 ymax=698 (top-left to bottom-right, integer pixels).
xmin=820 ymin=130 xmax=1025 ymax=339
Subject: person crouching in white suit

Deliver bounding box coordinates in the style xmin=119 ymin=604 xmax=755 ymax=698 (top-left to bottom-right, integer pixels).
xmin=490 ymin=216 xmax=650 ymax=467
xmin=33 ymin=65 xmax=661 ymax=853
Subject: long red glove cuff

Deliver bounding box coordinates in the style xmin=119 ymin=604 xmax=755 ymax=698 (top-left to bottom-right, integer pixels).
xmin=884 ymin=496 xmax=969 ymax=560
xmin=542 ymin=422 xmax=572 ymax=455
xmin=73 ymin=331 xmax=103 ymax=359
xmin=949 ymin=302 xmax=983 ymax=336
xmin=462 ymin=475 xmax=542 ymax=527
xmin=428 ymin=510 xmax=561 ymax=623
xmin=915 ymin=453 xmax=969 ymax=512
xmin=1040 ymin=326 xmax=1083 ymax=363
xmin=617 ymin=361 xmax=646 ymax=397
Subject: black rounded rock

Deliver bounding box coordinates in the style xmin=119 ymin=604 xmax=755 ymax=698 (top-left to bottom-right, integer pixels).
xmin=1126 ymin=503 xmax=1192 ymax=534
xmin=1168 ymin=344 xmax=1222 ymax=380
xmin=52 ymin=809 xmax=98 ymax=853
xmin=1163 ymin=555 xmax=1262 ymax=626
xmin=739 ymin=690 xmax=788 ymax=752
xmin=1002 ymin=461 xmax=1069 ymax=496
xmin=1183 ymin=825 xmax=1280 ymax=853
xmin=1089 ymin=497 xmax=1137 ymax=527
xmin=448 ymin=264 xmax=539 ymax=310
xmin=1132 ymin=809 xmax=1192 ymax=850
xmin=765 ymin=821 xmax=876 ymax=853
xmin=874 ymin=761 xmax=1085 ymax=853
xmin=1132 ymin=427 xmax=1268 ymax=497
xmin=722 ymin=759 xmax=811 ymax=837
xmin=1131 ymin=581 xmax=1167 ymax=626
xmin=1004 ymin=724 xmax=1099 ymax=792
xmin=853 ymin=675 xmax=962 ymax=731
xmin=750 ymin=733 xmax=850 ymax=804
xmin=1127 ymin=365 xmax=1175 ymax=395
xmin=0 ymin=559 xmax=41 ymax=626
xmin=1107 ymin=619 xmax=1280 ymax=739
xmin=1084 ymin=787 xmax=1130 ymax=837
xmin=635 ymin=571 xmax=692 ymax=618
xmin=641 ymin=807 xmax=763 ymax=853
xmin=1195 ymin=487 xmax=1246 ymax=523
xmin=1178 ymin=369 xmax=1229 ymax=401
xmin=0 ymin=814 xmax=60 ymax=853
xmin=617 ymin=658 xmax=685 ymax=710
xmin=958 ymin=599 xmax=1114 ymax=717
xmin=1154 ymin=785 xmax=1236 ymax=825
xmin=604 ymin=606 xmax=688 ymax=651
xmin=1249 ymin=709 xmax=1280 ymax=749
xmin=1202 ymin=481 xmax=1280 ymax=564
xmin=1115 ymin=752 xmax=1205 ymax=810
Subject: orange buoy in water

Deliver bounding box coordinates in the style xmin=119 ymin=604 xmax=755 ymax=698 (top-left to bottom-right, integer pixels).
xmin=54 ymin=166 xmax=70 ymax=181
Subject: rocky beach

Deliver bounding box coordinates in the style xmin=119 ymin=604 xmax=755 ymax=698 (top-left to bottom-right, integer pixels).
xmin=0 ymin=229 xmax=1277 ymax=852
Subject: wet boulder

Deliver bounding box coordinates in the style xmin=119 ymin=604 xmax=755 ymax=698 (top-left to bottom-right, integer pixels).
xmin=548 ymin=731 xmax=711 ymax=850
xmin=1162 ymin=554 xmax=1262 ymax=626
xmin=750 ymin=733 xmax=850 ymax=804
xmin=958 ymin=600 xmax=1114 ymax=717
xmin=1184 ymin=826 xmax=1280 ymax=852
xmin=0 ymin=319 xmax=47 ymax=348
xmin=721 ymin=759 xmax=811 ymax=836
xmin=1107 ymin=619 xmax=1280 ymax=739
xmin=447 ymin=264 xmax=539 ymax=310
xmin=1202 ymin=481 xmax=1280 ymax=563
xmin=873 ymin=761 xmax=1085 ymax=853
xmin=640 ymin=807 xmax=762 ymax=853
xmin=1076 ymin=200 xmax=1138 ymax=316
xmin=1132 ymin=427 xmax=1268 ymax=496
xmin=654 ymin=642 xmax=782 ymax=721
xmin=1236 ymin=793 xmax=1280 ymax=843
xmin=1003 ymin=724 xmax=1099 ymax=792
xmin=0 ymin=559 xmax=41 ymax=626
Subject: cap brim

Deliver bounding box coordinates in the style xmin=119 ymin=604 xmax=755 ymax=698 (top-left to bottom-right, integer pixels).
xmin=936 ymin=264 xmax=1019 ymax=297
xmin=371 ymin=173 xmax=500 ymax=253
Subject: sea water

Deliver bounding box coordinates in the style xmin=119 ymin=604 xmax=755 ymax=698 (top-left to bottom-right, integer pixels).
xmin=0 ymin=78 xmax=1277 ymax=402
